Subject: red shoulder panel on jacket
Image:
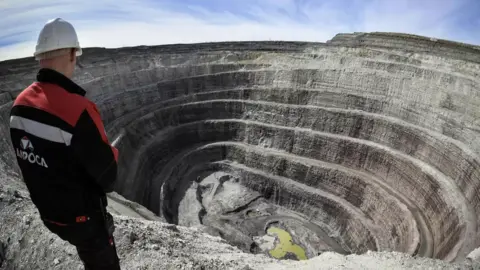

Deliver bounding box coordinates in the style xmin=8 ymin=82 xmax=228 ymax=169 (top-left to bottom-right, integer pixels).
xmin=85 ymin=103 xmax=119 ymax=161
xmin=14 ymin=82 xmax=89 ymax=126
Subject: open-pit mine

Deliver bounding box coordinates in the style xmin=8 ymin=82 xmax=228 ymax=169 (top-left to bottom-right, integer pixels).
xmin=1 ymin=32 xmax=480 ymax=268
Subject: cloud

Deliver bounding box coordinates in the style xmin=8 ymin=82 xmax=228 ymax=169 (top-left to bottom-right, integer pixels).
xmin=0 ymin=0 xmax=479 ymax=61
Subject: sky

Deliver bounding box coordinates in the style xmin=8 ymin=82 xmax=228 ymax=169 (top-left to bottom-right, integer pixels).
xmin=0 ymin=0 xmax=479 ymax=61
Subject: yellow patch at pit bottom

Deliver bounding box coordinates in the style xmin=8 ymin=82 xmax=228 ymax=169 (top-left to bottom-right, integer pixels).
xmin=267 ymin=227 xmax=307 ymax=260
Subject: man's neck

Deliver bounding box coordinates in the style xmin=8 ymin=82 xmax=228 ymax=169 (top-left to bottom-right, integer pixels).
xmin=36 ymin=68 xmax=86 ymax=97
xmin=39 ymin=64 xmax=71 ymax=79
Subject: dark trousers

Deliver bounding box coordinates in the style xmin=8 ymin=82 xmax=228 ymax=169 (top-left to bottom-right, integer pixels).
xmin=76 ymin=233 xmax=120 ymax=270
xmin=43 ymin=212 xmax=121 ymax=270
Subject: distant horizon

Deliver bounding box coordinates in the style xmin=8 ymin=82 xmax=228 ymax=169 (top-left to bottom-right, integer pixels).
xmin=1 ymin=0 xmax=479 ymax=61
xmin=5 ymin=31 xmax=480 ymax=62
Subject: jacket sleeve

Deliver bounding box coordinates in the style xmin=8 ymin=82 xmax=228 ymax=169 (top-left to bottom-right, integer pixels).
xmin=71 ymin=103 xmax=119 ymax=193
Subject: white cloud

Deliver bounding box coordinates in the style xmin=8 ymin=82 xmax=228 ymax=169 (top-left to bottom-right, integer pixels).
xmin=0 ymin=41 xmax=37 ymax=61
xmin=77 ymin=18 xmax=330 ymax=48
xmin=0 ymin=0 xmax=478 ymax=61
xmin=360 ymin=0 xmax=460 ymax=37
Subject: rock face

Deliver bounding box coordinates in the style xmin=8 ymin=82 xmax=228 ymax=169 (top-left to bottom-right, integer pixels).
xmin=1 ymin=32 xmax=480 ymax=269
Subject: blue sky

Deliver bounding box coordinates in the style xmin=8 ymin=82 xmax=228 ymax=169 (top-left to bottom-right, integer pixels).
xmin=1 ymin=0 xmax=479 ymax=61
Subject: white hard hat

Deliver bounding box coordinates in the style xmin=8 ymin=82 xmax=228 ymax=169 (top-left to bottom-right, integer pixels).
xmin=34 ymin=18 xmax=82 ymax=59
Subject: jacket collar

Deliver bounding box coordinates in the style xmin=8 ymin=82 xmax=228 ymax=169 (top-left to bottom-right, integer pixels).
xmin=36 ymin=68 xmax=86 ymax=97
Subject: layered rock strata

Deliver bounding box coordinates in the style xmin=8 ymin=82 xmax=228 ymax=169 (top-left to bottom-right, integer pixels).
xmin=1 ymin=32 xmax=480 ymax=263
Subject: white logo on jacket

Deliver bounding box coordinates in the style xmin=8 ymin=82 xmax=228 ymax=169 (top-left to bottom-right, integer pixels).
xmin=16 ymin=136 xmax=48 ymax=168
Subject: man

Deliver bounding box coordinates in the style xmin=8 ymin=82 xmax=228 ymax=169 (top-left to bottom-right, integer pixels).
xmin=8 ymin=18 xmax=121 ymax=270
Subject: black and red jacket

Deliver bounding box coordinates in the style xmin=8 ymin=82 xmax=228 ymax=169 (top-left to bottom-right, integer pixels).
xmin=9 ymin=68 xmax=119 ymax=224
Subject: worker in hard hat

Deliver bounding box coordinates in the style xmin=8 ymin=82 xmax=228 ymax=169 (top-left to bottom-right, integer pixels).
xmin=8 ymin=18 xmax=121 ymax=270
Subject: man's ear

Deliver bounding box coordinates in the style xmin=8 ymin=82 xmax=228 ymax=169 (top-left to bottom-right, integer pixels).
xmin=70 ymin=48 xmax=76 ymax=62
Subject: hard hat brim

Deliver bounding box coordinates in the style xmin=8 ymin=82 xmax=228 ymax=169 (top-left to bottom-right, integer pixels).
xmin=33 ymin=46 xmax=82 ymax=57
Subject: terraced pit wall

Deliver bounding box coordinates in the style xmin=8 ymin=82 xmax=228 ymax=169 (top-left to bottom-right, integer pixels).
xmin=1 ymin=32 xmax=480 ymax=262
